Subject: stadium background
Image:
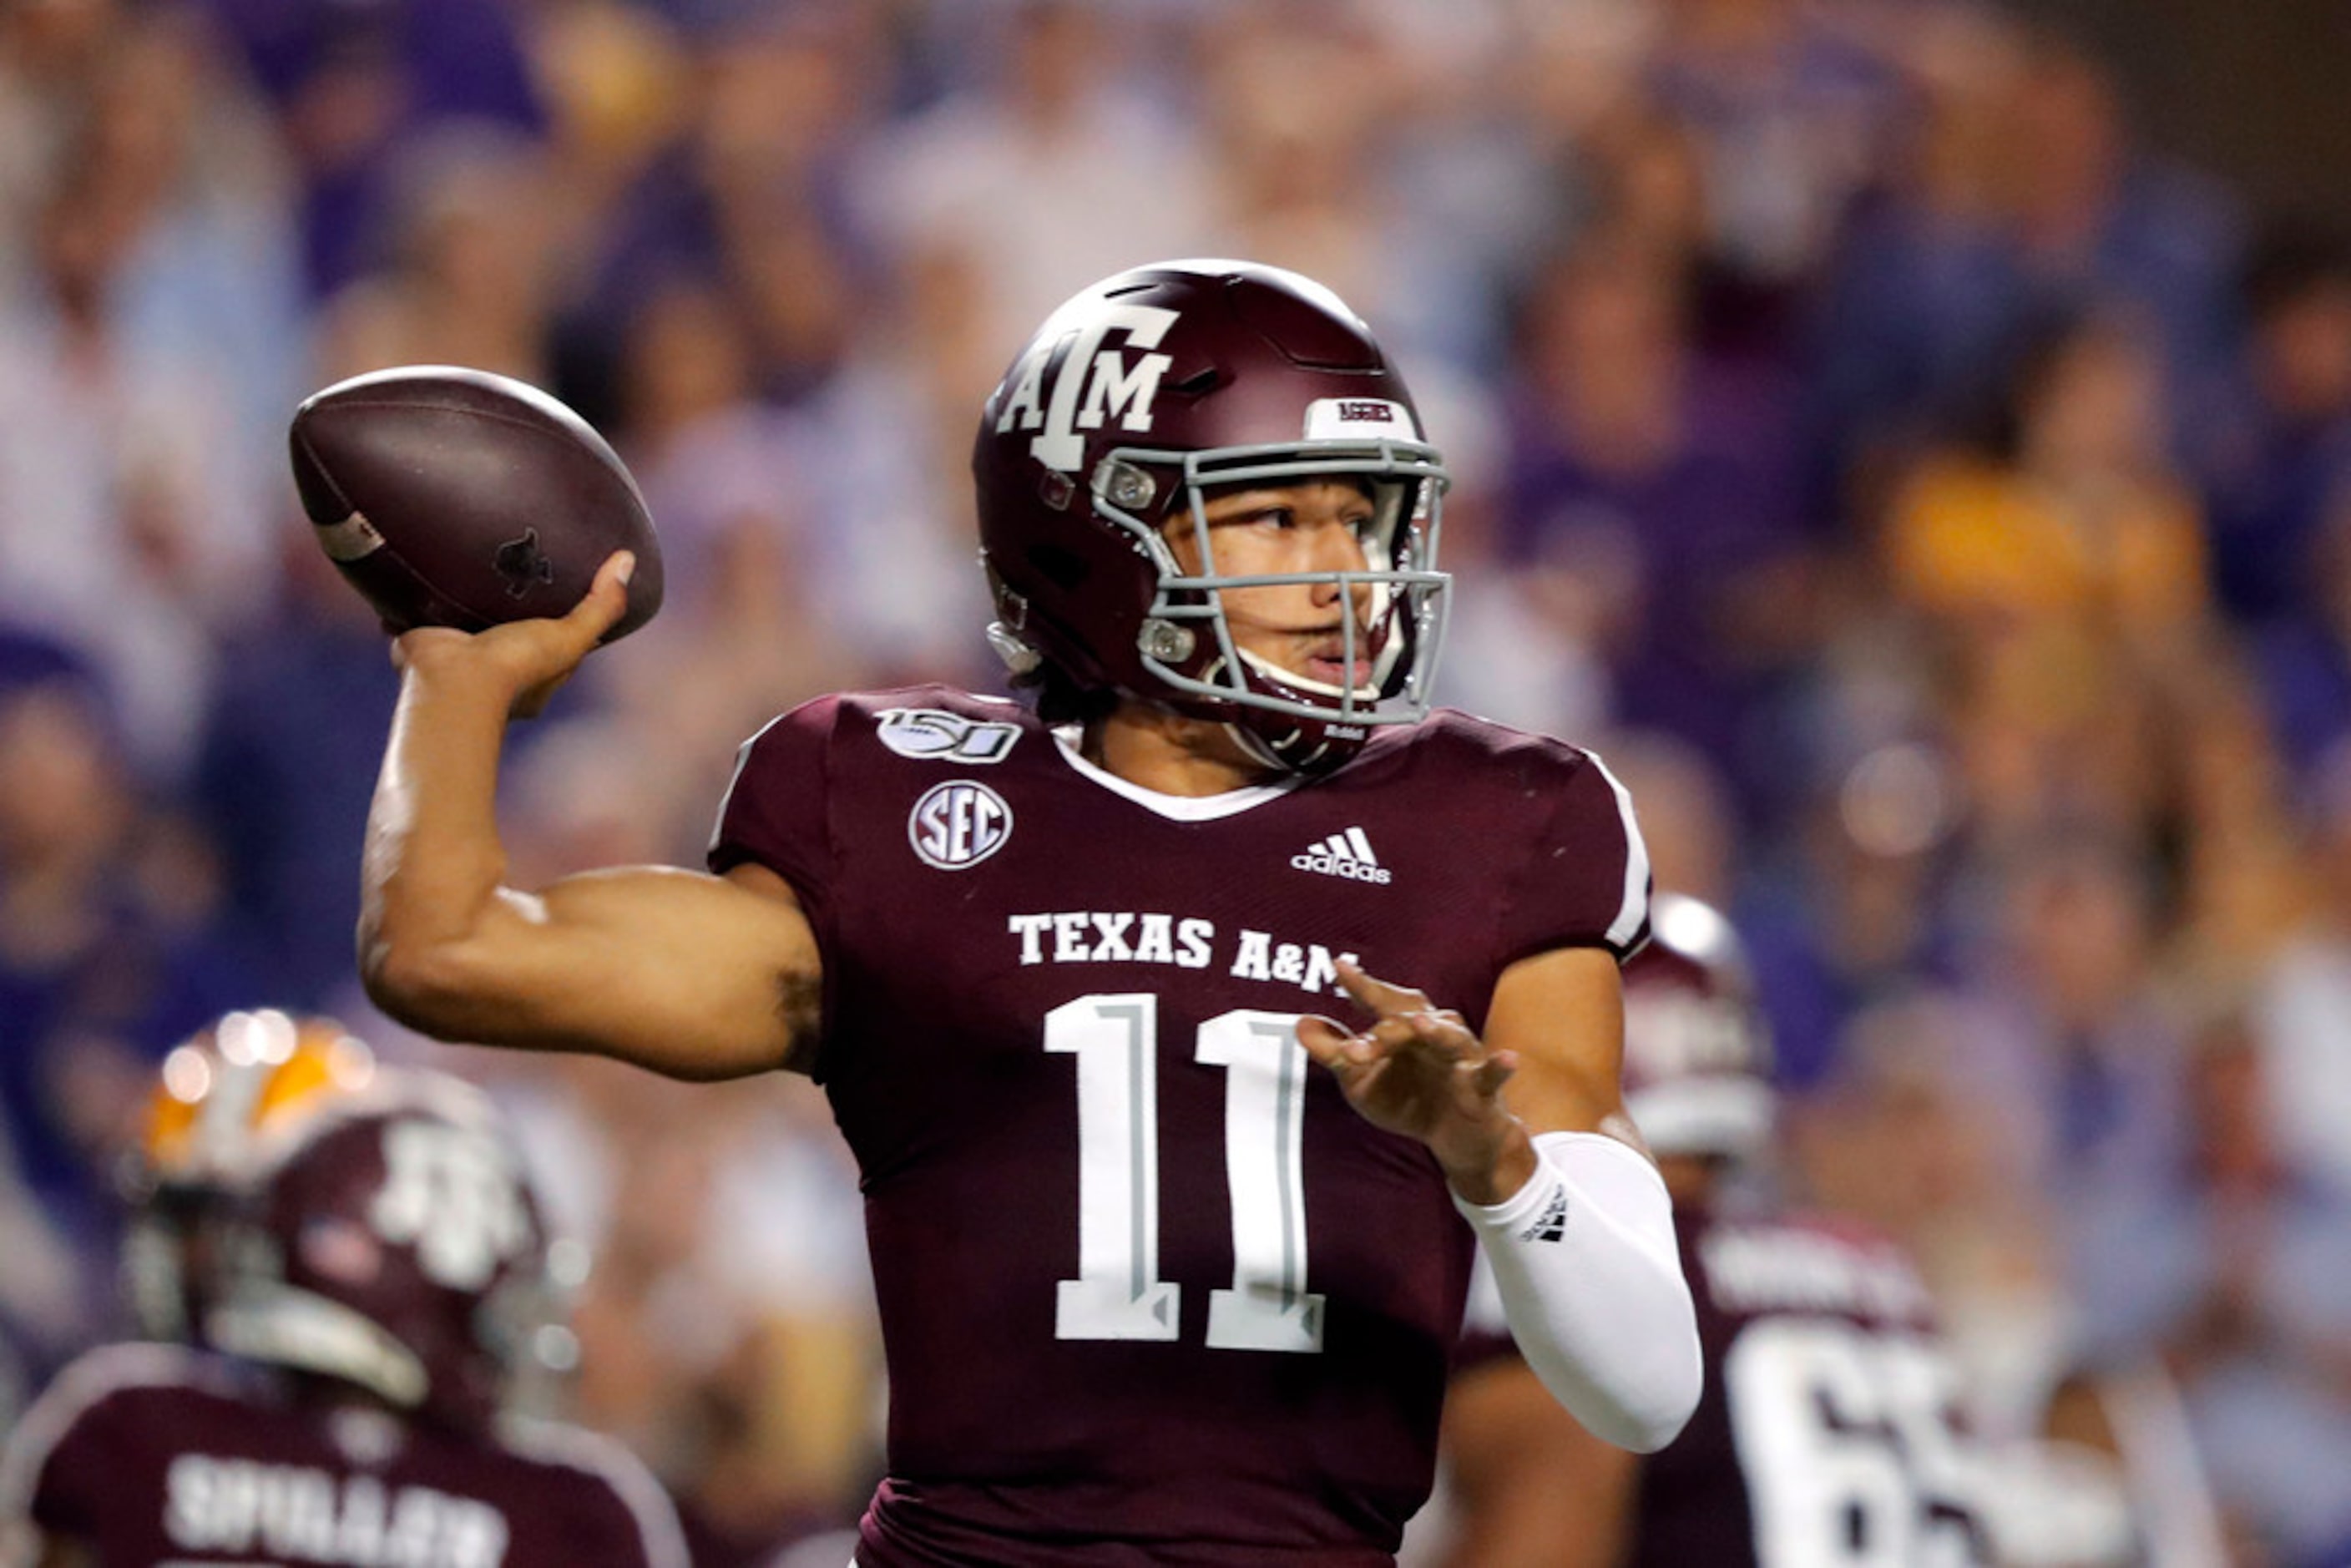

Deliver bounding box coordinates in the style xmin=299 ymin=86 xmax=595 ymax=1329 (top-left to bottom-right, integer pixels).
xmin=3 ymin=0 xmax=2350 ymax=1561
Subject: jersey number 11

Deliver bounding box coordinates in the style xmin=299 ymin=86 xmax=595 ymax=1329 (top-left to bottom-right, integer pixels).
xmin=1045 ymin=993 xmax=1326 ymax=1354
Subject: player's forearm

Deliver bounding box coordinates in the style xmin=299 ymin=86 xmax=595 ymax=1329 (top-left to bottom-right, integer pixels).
xmin=359 ymin=657 xmax=525 ymax=1024
xmin=1456 ymin=1131 xmax=1701 ymax=1453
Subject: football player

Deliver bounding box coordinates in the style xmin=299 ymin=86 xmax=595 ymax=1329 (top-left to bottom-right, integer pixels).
xmin=357 ymin=259 xmax=1701 ymax=1564
xmin=0 ymin=1066 xmax=689 ymax=1568
xmin=1432 ymin=895 xmax=1993 ymax=1567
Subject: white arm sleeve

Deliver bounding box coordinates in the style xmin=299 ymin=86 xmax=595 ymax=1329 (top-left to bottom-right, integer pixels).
xmin=1454 ymin=1130 xmax=1703 ymax=1453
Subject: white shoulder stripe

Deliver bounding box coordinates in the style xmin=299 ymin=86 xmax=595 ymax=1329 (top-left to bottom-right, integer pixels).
xmin=0 ymin=1343 xmax=214 ymax=1516
xmin=497 ymin=1416 xmax=691 ymax=1568
xmin=1584 ymin=751 xmax=1651 ymax=950
xmin=709 ymin=711 xmax=791 ymax=858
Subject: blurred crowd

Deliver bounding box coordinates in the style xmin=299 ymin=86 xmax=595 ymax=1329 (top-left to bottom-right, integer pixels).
xmin=3 ymin=0 xmax=2350 ymax=1562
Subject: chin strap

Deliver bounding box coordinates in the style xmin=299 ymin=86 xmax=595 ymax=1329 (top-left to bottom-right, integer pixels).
xmin=1224 ymin=721 xmax=1290 ymax=773
xmin=985 ymin=620 xmax=1043 ymax=676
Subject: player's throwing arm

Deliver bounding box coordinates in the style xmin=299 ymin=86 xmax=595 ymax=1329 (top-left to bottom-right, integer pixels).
xmin=361 ymin=552 xmax=820 ymax=1081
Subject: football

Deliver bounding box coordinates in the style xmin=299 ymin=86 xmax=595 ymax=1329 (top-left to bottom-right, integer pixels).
xmin=287 ymin=366 xmax=664 ymax=641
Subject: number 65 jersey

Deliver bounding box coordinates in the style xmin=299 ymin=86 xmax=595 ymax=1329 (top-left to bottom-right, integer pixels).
xmin=1454 ymin=1202 xmax=1994 ymax=1567
xmin=710 ymin=687 xmax=1651 ymax=1566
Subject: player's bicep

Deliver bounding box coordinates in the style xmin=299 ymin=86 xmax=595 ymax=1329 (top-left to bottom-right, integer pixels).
xmin=1484 ymin=946 xmax=1642 ymax=1146
xmin=420 ymin=859 xmax=822 ymax=1080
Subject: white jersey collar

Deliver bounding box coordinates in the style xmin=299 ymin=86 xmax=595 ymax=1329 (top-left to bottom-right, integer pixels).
xmin=1049 ymin=725 xmax=1303 ymax=822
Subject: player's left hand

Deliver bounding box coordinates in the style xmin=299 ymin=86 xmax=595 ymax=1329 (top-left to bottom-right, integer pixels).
xmin=1298 ymin=962 xmax=1526 ymax=1189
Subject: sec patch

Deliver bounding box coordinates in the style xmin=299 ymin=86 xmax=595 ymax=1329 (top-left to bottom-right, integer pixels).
xmin=909 ymin=781 xmax=1014 ymax=870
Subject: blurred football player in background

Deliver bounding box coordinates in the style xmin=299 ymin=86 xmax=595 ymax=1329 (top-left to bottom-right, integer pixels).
xmin=1429 ymin=894 xmax=1995 ymax=1567
xmin=356 ymin=258 xmax=1700 ymax=1563
xmin=0 ymin=1056 xmax=688 ymax=1568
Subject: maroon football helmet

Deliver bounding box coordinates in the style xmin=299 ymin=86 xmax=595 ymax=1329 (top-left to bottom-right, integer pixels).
xmin=203 ymin=1070 xmax=567 ymax=1429
xmin=974 ymin=258 xmax=1451 ymax=772
xmin=1620 ymin=894 xmax=1776 ymax=1161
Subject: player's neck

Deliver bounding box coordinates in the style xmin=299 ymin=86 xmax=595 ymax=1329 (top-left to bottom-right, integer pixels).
xmin=1088 ymin=701 xmax=1280 ymax=797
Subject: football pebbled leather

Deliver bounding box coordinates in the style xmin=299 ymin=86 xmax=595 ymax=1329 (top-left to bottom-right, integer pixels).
xmin=288 ymin=366 xmax=663 ymax=641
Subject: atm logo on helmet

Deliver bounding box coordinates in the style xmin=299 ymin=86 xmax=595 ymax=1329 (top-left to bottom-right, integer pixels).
xmin=994 ymin=305 xmax=1180 ymax=473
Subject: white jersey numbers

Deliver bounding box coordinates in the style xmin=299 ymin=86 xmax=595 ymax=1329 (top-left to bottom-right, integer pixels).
xmin=1048 ymin=995 xmax=1181 ymax=1342
xmin=1046 ymin=994 xmax=1327 ymax=1354
xmin=1727 ymin=1318 xmax=1983 ymax=1567
xmin=1200 ymin=1010 xmax=1325 ymax=1352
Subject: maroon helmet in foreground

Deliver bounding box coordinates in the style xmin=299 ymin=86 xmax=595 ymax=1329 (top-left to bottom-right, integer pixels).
xmin=974 ymin=258 xmax=1451 ymax=773
xmin=1620 ymin=893 xmax=1776 ymax=1161
xmin=204 ymin=1071 xmax=569 ymax=1431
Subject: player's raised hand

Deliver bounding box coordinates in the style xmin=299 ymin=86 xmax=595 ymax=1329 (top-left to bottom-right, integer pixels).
xmin=1298 ymin=961 xmax=1525 ymax=1185
xmin=393 ymin=550 xmax=636 ymax=719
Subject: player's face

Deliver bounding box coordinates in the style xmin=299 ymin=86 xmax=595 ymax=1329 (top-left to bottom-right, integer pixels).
xmin=1165 ymin=478 xmax=1383 ymax=692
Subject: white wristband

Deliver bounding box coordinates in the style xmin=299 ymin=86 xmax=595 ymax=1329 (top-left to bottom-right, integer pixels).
xmin=1454 ymin=1130 xmax=1702 ymax=1452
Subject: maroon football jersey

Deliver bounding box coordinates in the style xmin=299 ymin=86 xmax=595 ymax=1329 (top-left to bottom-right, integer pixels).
xmin=709 ymin=687 xmax=1651 ymax=1565
xmin=0 ymin=1343 xmax=689 ymax=1568
xmin=1458 ymin=1203 xmax=1991 ymax=1566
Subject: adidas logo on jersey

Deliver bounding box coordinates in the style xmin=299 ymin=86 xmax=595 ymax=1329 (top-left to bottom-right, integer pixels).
xmin=1292 ymin=827 xmax=1391 ymax=884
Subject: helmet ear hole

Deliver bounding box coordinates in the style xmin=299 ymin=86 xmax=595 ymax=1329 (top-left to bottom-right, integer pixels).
xmin=1028 ymin=543 xmax=1091 ymax=593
